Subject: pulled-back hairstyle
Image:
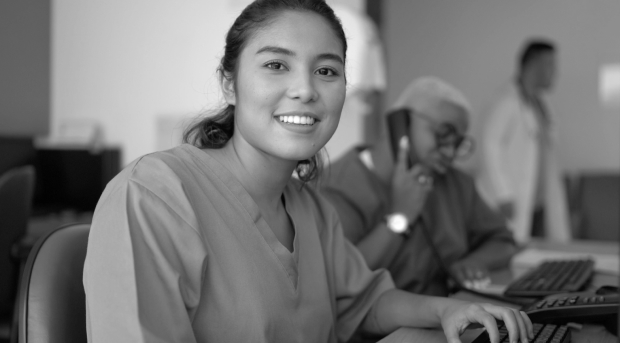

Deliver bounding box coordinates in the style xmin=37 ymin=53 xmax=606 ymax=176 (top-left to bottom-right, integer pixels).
xmin=518 ymin=39 xmax=556 ymax=70
xmin=183 ymin=0 xmax=347 ymax=182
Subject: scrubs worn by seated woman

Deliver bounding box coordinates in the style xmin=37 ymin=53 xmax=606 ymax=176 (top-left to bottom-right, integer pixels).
xmin=321 ymin=77 xmax=517 ymax=297
xmin=83 ymin=1 xmax=533 ymax=343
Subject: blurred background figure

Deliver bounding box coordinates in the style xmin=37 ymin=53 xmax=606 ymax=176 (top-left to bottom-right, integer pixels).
xmin=476 ymin=39 xmax=571 ymax=244
xmin=321 ymin=77 xmax=516 ymax=299
xmin=323 ymin=3 xmax=387 ymax=162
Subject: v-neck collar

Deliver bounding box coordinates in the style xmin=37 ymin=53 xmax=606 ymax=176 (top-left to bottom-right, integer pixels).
xmin=181 ymin=144 xmax=300 ymax=290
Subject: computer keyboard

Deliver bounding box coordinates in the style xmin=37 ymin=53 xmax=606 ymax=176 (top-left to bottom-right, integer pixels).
xmin=471 ymin=323 xmax=571 ymax=343
xmin=504 ymin=259 xmax=594 ymax=298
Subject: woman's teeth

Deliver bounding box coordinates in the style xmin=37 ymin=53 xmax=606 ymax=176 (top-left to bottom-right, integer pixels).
xmin=278 ymin=115 xmax=315 ymax=125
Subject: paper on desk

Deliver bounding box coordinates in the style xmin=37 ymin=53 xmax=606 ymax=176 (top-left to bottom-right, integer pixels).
xmin=511 ymin=248 xmax=619 ymax=275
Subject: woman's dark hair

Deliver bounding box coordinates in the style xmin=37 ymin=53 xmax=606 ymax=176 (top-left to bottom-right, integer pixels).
xmin=183 ymin=0 xmax=347 ymax=182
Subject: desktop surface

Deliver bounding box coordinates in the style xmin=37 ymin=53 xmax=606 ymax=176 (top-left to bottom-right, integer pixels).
xmin=379 ymin=239 xmax=619 ymax=343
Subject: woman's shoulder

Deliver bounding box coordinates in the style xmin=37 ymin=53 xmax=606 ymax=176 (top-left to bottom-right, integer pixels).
xmin=103 ymin=145 xmax=202 ymax=199
xmin=124 ymin=145 xmax=195 ymax=182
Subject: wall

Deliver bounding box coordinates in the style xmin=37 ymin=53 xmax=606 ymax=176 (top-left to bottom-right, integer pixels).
xmin=382 ymin=0 xmax=620 ymax=174
xmin=51 ymin=1 xmax=243 ymax=165
xmin=0 ymin=0 xmax=50 ymax=137
xmin=51 ymin=0 xmax=372 ymax=165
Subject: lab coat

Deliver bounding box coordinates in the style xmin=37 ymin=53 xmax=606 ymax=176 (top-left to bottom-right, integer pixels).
xmin=477 ymin=83 xmax=571 ymax=243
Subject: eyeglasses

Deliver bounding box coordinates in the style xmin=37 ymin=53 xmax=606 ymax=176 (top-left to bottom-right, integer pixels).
xmin=410 ymin=110 xmax=475 ymax=159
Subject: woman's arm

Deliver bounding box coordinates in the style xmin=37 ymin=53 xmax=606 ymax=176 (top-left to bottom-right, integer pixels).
xmin=358 ymin=141 xmax=433 ymax=270
xmin=84 ymin=179 xmax=206 ymax=343
xmin=450 ymin=178 xmax=518 ymax=285
xmin=362 ymin=289 xmax=533 ymax=343
xmin=450 ymin=239 xmax=516 ymax=284
xmin=354 ymin=221 xmax=407 ymax=270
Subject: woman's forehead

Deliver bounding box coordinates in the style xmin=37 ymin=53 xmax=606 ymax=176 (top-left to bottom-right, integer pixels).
xmin=244 ymin=10 xmax=344 ymax=60
xmin=417 ymin=99 xmax=469 ymax=130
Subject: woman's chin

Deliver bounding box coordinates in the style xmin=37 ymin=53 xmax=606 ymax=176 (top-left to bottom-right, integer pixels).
xmin=280 ymin=148 xmax=321 ymax=163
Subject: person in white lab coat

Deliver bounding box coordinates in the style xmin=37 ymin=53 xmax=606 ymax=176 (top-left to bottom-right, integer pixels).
xmin=477 ymin=39 xmax=571 ymax=244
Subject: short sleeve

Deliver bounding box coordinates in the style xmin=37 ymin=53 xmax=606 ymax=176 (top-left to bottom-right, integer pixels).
xmin=83 ymin=178 xmax=208 ymax=343
xmin=320 ymin=188 xmax=369 ymax=244
xmin=320 ymin=207 xmax=395 ymax=342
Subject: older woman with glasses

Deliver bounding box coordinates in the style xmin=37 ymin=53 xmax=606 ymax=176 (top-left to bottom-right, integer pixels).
xmin=321 ymin=77 xmax=517 ymax=300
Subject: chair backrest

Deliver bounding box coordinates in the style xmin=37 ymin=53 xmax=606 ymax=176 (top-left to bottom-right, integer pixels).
xmin=18 ymin=223 xmax=90 ymax=343
xmin=0 ymin=165 xmax=35 ymax=317
xmin=577 ymin=173 xmax=620 ymax=241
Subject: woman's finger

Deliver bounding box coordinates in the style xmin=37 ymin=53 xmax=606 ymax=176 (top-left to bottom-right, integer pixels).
xmin=520 ymin=311 xmax=534 ymax=340
xmin=510 ymin=309 xmax=530 ymax=343
xmin=482 ymin=305 xmax=521 ymax=343
xmin=406 ymin=165 xmax=434 ymax=191
xmin=475 ymin=310 xmax=500 ymax=343
xmin=395 ymin=136 xmax=410 ymax=171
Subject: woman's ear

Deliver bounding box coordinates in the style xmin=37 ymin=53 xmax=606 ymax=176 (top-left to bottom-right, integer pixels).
xmin=220 ymin=73 xmax=236 ymax=106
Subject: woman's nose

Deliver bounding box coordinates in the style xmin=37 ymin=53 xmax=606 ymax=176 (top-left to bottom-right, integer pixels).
xmin=287 ymin=73 xmax=318 ymax=103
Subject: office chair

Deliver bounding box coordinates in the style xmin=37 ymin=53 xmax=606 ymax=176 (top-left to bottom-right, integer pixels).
xmin=576 ymin=173 xmax=620 ymax=241
xmin=18 ymin=223 xmax=90 ymax=343
xmin=0 ymin=166 xmax=35 ymax=342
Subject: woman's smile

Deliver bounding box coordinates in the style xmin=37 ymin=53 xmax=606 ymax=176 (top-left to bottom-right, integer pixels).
xmin=277 ymin=115 xmax=317 ymax=126
xmin=275 ymin=111 xmax=320 ymax=132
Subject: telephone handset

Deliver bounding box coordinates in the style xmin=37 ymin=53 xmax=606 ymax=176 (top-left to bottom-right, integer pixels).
xmin=385 ymin=108 xmax=413 ymax=169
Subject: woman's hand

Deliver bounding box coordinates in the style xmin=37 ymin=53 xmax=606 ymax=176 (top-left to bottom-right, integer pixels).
xmin=391 ymin=137 xmax=433 ymax=222
xmin=440 ymin=301 xmax=534 ymax=343
xmin=449 ymin=260 xmax=491 ymax=290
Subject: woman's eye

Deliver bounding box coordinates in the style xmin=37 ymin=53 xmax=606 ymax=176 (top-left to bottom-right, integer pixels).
xmin=316 ymin=67 xmax=337 ymax=76
xmin=265 ymin=62 xmax=286 ymax=70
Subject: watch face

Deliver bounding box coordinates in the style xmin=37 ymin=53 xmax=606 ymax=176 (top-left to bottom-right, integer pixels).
xmin=388 ymin=213 xmax=408 ymax=233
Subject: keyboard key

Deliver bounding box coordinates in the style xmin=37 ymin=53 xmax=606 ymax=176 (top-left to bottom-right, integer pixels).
xmin=471 ymin=323 xmax=570 ymax=343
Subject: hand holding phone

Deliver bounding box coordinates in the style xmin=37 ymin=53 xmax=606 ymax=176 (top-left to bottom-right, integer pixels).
xmin=390 ymin=136 xmax=433 ymax=223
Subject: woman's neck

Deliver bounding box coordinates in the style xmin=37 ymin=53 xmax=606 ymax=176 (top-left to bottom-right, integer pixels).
xmin=214 ymin=139 xmax=297 ymax=210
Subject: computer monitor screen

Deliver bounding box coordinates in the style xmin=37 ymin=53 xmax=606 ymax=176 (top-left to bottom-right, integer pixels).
xmin=33 ymin=148 xmax=120 ymax=213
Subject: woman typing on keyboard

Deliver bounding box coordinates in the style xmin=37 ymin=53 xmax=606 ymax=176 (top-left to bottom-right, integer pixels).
xmin=83 ymin=1 xmax=532 ymax=342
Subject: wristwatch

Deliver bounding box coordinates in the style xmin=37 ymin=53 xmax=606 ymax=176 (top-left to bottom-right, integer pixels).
xmin=384 ymin=213 xmax=410 ymax=236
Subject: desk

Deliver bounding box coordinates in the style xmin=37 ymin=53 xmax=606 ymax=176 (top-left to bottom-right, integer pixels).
xmin=378 ymin=239 xmax=619 ymax=343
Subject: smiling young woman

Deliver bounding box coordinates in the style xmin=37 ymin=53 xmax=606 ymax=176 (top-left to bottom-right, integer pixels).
xmin=83 ymin=2 xmax=533 ymax=343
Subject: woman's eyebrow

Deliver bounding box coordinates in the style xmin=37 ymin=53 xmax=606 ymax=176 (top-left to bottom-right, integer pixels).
xmin=256 ymin=46 xmax=344 ymax=65
xmin=256 ymin=46 xmax=294 ymax=56
xmin=316 ymin=53 xmax=344 ymax=65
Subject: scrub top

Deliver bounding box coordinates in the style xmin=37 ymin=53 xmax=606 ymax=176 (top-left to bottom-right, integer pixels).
xmin=83 ymin=144 xmax=394 ymax=343
xmin=321 ymin=148 xmax=515 ymax=296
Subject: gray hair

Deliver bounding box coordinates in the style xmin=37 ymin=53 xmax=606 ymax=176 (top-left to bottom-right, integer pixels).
xmin=391 ymin=76 xmax=472 ymax=119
